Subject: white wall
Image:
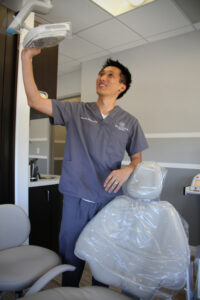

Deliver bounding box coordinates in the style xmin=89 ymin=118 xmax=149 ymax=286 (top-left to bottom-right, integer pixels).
xmin=81 ymin=30 xmax=200 ymax=134
xmin=57 ymin=69 xmax=81 ymax=99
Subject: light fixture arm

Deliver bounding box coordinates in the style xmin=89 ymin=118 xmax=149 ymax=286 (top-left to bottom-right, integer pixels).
xmin=7 ymin=0 xmax=53 ymax=34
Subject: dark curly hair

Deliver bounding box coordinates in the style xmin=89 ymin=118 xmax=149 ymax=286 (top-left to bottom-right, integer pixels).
xmin=100 ymin=58 xmax=132 ymax=99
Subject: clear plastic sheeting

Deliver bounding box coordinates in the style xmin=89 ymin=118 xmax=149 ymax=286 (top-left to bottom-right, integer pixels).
xmin=124 ymin=160 xmax=167 ymax=200
xmin=75 ymin=162 xmax=190 ymax=299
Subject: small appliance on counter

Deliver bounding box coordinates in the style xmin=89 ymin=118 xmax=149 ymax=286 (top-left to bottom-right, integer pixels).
xmin=29 ymin=158 xmax=39 ymax=181
xmin=185 ymin=174 xmax=200 ymax=195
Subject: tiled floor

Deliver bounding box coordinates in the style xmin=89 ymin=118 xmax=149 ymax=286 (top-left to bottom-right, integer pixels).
xmin=51 ymin=262 xmax=92 ymax=288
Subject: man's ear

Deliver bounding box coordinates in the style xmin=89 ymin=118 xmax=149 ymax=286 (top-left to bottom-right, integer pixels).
xmin=119 ymin=83 xmax=126 ymax=94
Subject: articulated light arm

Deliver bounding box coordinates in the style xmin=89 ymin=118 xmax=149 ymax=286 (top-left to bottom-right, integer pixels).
xmin=7 ymin=0 xmax=53 ymax=34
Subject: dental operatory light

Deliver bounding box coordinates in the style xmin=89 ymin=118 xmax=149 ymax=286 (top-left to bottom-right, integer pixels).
xmin=7 ymin=0 xmax=72 ymax=49
xmin=90 ymin=0 xmax=155 ymax=16
xmin=23 ymin=22 xmax=71 ymax=48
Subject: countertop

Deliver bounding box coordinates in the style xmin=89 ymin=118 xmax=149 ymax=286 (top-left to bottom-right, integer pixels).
xmin=29 ymin=175 xmax=60 ymax=187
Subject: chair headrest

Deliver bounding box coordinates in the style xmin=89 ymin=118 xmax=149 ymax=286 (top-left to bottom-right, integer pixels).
xmin=124 ymin=161 xmax=167 ymax=200
xmin=0 ymin=204 xmax=30 ymax=250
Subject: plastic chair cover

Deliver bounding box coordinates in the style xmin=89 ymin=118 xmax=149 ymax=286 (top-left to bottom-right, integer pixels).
xmin=75 ymin=162 xmax=190 ymax=299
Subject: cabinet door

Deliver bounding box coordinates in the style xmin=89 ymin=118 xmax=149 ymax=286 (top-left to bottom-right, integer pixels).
xmin=29 ymin=186 xmax=52 ymax=249
xmin=52 ymin=96 xmax=80 ymax=174
xmin=0 ymin=5 xmax=18 ymax=204
xmin=29 ymin=185 xmax=63 ymax=253
xmin=30 ymin=46 xmax=58 ymax=120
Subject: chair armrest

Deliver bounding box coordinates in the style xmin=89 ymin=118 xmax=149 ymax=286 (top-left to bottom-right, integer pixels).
xmin=24 ymin=264 xmax=75 ymax=296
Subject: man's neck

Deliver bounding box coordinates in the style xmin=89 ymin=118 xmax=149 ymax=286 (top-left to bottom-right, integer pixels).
xmin=96 ymin=96 xmax=116 ymax=115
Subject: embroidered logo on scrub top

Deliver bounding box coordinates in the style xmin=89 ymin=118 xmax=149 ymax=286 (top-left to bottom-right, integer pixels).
xmin=80 ymin=116 xmax=98 ymax=123
xmin=115 ymin=122 xmax=129 ymax=132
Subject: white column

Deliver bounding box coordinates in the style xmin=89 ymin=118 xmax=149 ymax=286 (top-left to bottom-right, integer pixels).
xmin=15 ymin=13 xmax=34 ymax=214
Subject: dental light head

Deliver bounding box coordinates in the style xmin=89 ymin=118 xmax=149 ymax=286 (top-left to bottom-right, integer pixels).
xmin=7 ymin=0 xmax=72 ymax=49
xmin=23 ymin=22 xmax=71 ymax=48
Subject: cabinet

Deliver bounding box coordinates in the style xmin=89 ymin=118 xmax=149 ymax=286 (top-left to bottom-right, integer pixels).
xmin=29 ymin=184 xmax=63 ymax=253
xmin=53 ymin=125 xmax=65 ymax=174
xmin=31 ymin=45 xmax=58 ymax=119
xmin=52 ymin=96 xmax=81 ymax=174
xmin=0 ymin=4 xmax=18 ymax=204
xmin=29 ymin=118 xmax=51 ymax=174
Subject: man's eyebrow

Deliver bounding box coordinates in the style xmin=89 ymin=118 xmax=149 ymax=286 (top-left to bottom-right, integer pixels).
xmin=99 ymin=69 xmax=114 ymax=74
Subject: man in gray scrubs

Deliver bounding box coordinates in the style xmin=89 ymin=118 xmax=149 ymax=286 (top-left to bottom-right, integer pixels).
xmin=21 ymin=48 xmax=148 ymax=287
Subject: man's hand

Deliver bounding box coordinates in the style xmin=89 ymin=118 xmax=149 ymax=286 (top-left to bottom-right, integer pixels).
xmin=21 ymin=47 xmax=53 ymax=117
xmin=21 ymin=48 xmax=41 ymax=60
xmin=104 ymin=152 xmax=142 ymax=193
xmin=104 ymin=165 xmax=134 ymax=193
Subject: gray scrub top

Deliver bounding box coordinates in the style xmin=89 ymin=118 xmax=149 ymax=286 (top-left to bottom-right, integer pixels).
xmin=51 ymin=100 xmax=148 ymax=203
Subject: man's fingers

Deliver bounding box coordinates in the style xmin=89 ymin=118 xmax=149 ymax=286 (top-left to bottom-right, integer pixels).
xmin=104 ymin=177 xmax=121 ymax=193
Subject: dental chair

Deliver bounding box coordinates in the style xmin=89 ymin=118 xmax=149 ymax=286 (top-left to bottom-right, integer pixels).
xmin=17 ymin=162 xmax=190 ymax=299
xmin=0 ymin=204 xmax=75 ymax=299
xmin=75 ymin=161 xmax=190 ymax=299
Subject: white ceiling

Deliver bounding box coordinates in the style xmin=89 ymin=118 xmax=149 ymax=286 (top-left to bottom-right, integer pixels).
xmin=1 ymin=0 xmax=200 ymax=76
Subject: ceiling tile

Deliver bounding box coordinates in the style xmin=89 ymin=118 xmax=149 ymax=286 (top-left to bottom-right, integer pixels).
xmin=59 ymin=35 xmax=104 ymax=59
xmin=0 ymin=0 xmax=23 ymax=11
xmin=58 ymin=60 xmax=81 ymax=75
xmin=79 ymin=50 xmax=111 ymax=62
xmin=109 ymin=39 xmax=147 ymax=53
xmin=58 ymin=53 xmax=73 ymax=65
xmin=3 ymin=0 xmax=197 ymax=75
xmin=194 ymin=22 xmax=200 ymax=30
xmin=36 ymin=0 xmax=112 ymax=33
xmin=34 ymin=15 xmax=49 ymax=25
xmin=173 ymin=0 xmax=200 ymax=24
xmin=77 ymin=19 xmax=141 ymax=49
xmin=118 ymin=0 xmax=191 ymax=38
xmin=147 ymin=25 xmax=194 ymax=42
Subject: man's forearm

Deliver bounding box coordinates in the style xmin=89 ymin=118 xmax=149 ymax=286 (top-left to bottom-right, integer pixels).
xmin=21 ymin=48 xmax=53 ymax=116
xmin=21 ymin=53 xmax=41 ymax=108
xmin=128 ymin=152 xmax=142 ymax=173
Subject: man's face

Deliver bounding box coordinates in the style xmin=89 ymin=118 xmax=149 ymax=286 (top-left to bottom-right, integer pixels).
xmin=96 ymin=66 xmax=126 ymax=99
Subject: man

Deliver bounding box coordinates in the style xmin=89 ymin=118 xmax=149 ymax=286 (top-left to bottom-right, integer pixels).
xmin=21 ymin=48 xmax=148 ymax=287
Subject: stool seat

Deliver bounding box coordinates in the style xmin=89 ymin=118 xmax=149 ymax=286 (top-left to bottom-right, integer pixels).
xmin=20 ymin=286 xmax=132 ymax=300
xmin=0 ymin=245 xmax=61 ymax=291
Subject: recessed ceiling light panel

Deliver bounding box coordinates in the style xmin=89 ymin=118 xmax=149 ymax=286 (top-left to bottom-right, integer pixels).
xmin=90 ymin=0 xmax=155 ymax=16
xmin=129 ymin=0 xmax=145 ymax=6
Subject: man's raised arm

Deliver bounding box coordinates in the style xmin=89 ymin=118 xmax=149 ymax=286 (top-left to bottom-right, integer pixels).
xmin=21 ymin=48 xmax=53 ymax=117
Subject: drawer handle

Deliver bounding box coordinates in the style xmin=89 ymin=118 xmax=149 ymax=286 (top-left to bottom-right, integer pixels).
xmin=47 ymin=190 xmax=50 ymax=201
